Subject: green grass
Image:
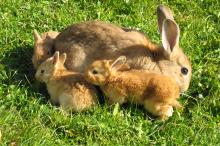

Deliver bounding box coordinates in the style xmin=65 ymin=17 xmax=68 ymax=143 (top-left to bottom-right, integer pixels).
xmin=0 ymin=0 xmax=219 ymax=145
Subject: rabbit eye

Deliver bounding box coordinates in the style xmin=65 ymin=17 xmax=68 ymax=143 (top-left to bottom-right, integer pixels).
xmin=92 ymin=69 xmax=98 ymax=74
xmin=181 ymin=67 xmax=188 ymax=75
xmin=41 ymin=70 xmax=45 ymax=74
xmin=47 ymin=51 xmax=50 ymax=55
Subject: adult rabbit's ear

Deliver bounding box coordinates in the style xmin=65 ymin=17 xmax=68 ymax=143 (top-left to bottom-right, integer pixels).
xmin=33 ymin=29 xmax=42 ymax=42
xmin=157 ymin=5 xmax=174 ymax=34
xmin=110 ymin=56 xmax=127 ymax=71
xmin=162 ymin=19 xmax=180 ymax=54
xmin=157 ymin=5 xmax=180 ymax=55
xmin=33 ymin=29 xmax=43 ymax=55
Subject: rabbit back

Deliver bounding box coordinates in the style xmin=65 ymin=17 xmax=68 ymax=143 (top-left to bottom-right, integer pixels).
xmin=54 ymin=20 xmax=154 ymax=72
xmin=101 ymin=70 xmax=179 ymax=105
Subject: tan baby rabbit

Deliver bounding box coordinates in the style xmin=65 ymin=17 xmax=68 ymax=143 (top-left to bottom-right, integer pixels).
xmin=35 ymin=51 xmax=97 ymax=112
xmin=33 ymin=5 xmax=191 ymax=92
xmin=32 ymin=30 xmax=60 ymax=69
xmin=84 ymin=56 xmax=182 ymax=120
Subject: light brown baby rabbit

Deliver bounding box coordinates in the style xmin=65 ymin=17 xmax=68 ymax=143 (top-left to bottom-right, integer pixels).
xmin=33 ymin=5 xmax=191 ymax=92
xmin=32 ymin=30 xmax=59 ymax=69
xmin=84 ymin=56 xmax=182 ymax=120
xmin=35 ymin=51 xmax=97 ymax=112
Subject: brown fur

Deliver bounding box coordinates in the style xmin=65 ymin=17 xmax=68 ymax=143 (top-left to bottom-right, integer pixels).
xmin=35 ymin=51 xmax=97 ymax=112
xmin=32 ymin=30 xmax=59 ymax=69
xmin=84 ymin=57 xmax=182 ymax=120
xmin=33 ymin=5 xmax=192 ymax=92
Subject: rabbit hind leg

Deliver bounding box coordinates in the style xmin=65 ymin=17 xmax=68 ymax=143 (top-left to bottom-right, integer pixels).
xmin=144 ymin=99 xmax=173 ymax=120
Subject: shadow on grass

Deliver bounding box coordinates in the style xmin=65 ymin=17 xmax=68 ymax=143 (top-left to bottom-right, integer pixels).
xmin=1 ymin=45 xmax=106 ymax=107
xmin=2 ymin=44 xmax=209 ymax=121
xmin=0 ymin=45 xmax=178 ymax=120
xmin=1 ymin=45 xmax=49 ymax=104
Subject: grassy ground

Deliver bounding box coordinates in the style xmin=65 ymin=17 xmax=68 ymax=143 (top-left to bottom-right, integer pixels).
xmin=0 ymin=0 xmax=219 ymax=145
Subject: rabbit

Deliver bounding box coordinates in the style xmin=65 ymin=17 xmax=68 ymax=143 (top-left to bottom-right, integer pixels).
xmin=33 ymin=5 xmax=192 ymax=92
xmin=84 ymin=56 xmax=182 ymax=120
xmin=32 ymin=30 xmax=60 ymax=69
xmin=35 ymin=51 xmax=98 ymax=112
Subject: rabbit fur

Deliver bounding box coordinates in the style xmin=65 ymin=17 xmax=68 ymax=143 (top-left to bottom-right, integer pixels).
xmin=84 ymin=56 xmax=182 ymax=120
xmin=32 ymin=30 xmax=60 ymax=69
xmin=35 ymin=51 xmax=98 ymax=112
xmin=33 ymin=5 xmax=192 ymax=92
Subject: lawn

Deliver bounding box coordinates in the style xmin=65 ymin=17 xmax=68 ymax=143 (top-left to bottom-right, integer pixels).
xmin=0 ymin=0 xmax=219 ymax=145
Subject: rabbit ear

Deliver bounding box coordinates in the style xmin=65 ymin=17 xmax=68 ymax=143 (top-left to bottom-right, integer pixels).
xmin=162 ymin=19 xmax=180 ymax=54
xmin=60 ymin=53 xmax=67 ymax=65
xmin=110 ymin=56 xmax=127 ymax=71
xmin=157 ymin=5 xmax=174 ymax=34
xmin=33 ymin=29 xmax=42 ymax=42
xmin=52 ymin=51 xmax=59 ymax=65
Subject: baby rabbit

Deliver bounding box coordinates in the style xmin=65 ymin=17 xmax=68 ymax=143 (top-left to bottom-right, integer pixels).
xmin=32 ymin=30 xmax=59 ymax=69
xmin=35 ymin=51 xmax=97 ymax=112
xmin=84 ymin=56 xmax=182 ymax=120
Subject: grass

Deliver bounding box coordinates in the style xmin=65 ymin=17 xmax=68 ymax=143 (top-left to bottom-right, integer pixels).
xmin=0 ymin=0 xmax=219 ymax=145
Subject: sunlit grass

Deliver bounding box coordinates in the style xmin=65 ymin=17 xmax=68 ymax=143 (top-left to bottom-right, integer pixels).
xmin=0 ymin=0 xmax=219 ymax=145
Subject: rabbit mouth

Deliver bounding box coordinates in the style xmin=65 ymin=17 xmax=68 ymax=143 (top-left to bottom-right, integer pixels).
xmin=85 ymin=72 xmax=103 ymax=86
xmin=84 ymin=73 xmax=95 ymax=84
xmin=35 ymin=74 xmax=50 ymax=83
xmin=36 ymin=76 xmax=45 ymax=83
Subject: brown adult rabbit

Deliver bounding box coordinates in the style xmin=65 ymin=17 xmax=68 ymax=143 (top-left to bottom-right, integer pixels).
xmin=84 ymin=56 xmax=182 ymax=120
xmin=33 ymin=5 xmax=192 ymax=92
xmin=35 ymin=51 xmax=98 ymax=112
xmin=32 ymin=30 xmax=59 ymax=69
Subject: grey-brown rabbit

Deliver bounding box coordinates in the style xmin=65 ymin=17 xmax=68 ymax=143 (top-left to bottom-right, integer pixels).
xmin=32 ymin=30 xmax=59 ymax=69
xmin=33 ymin=5 xmax=192 ymax=92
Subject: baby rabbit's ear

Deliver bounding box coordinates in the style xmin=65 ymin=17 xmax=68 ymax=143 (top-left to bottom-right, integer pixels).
xmin=60 ymin=53 xmax=67 ymax=65
xmin=52 ymin=51 xmax=60 ymax=65
xmin=33 ymin=29 xmax=42 ymax=43
xmin=110 ymin=56 xmax=127 ymax=71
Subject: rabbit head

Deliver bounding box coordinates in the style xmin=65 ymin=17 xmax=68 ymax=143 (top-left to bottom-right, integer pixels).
xmin=32 ymin=30 xmax=59 ymax=69
xmin=156 ymin=5 xmax=192 ymax=92
xmin=85 ymin=56 xmax=127 ymax=85
xmin=35 ymin=51 xmax=67 ymax=83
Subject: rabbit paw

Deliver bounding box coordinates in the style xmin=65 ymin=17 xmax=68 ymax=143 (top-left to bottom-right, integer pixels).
xmin=159 ymin=105 xmax=173 ymax=120
xmin=165 ymin=106 xmax=174 ymax=117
